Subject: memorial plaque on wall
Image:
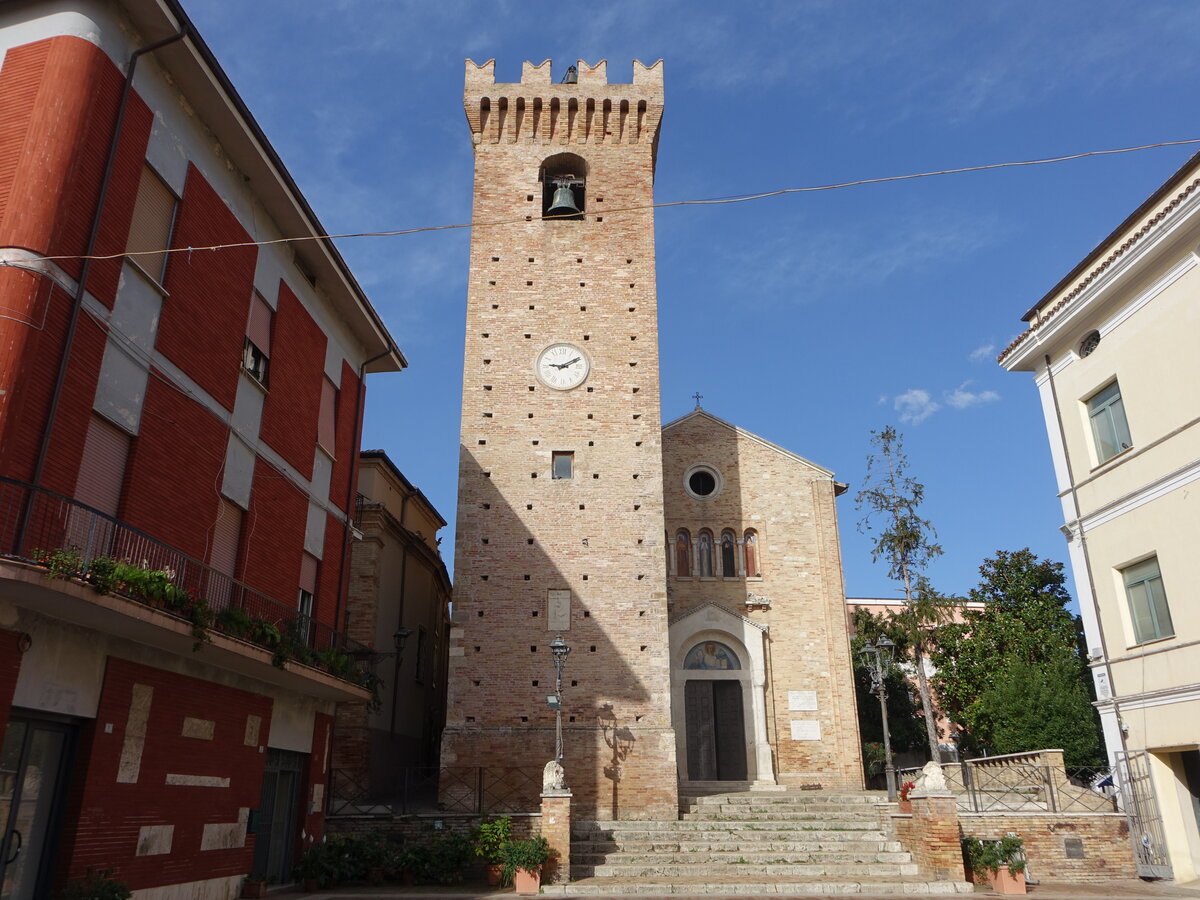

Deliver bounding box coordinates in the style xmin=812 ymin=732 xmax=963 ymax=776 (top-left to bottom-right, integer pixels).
xmin=790 ymin=720 xmax=822 ymax=741
xmin=547 ymin=589 xmax=571 ymax=631
xmin=788 ymin=690 xmax=818 ymax=711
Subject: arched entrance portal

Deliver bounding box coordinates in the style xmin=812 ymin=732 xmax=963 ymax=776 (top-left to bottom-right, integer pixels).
xmin=669 ymin=603 xmax=775 ymax=786
xmin=683 ymin=641 xmax=747 ymax=781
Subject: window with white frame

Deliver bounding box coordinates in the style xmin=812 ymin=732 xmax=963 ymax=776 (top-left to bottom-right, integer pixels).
xmin=297 ymin=553 xmax=318 ymax=644
xmin=1123 ymin=557 xmax=1173 ymax=645
xmin=1086 ymin=381 xmax=1132 ymax=464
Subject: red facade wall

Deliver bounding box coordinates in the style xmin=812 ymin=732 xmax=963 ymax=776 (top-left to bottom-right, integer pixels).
xmin=121 ymin=377 xmax=229 ymax=560
xmin=258 ymin=283 xmax=326 ymax=480
xmin=328 ymin=360 xmax=361 ymax=512
xmin=0 ymin=35 xmax=150 ymax=490
xmin=155 ymin=163 xmax=257 ymax=413
xmin=299 ymin=711 xmax=332 ymax=856
xmin=241 ymin=458 xmax=308 ymax=615
xmin=58 ymin=657 xmax=272 ymax=888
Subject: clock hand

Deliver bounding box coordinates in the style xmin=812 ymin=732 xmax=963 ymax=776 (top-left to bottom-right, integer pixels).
xmin=562 ymin=357 xmax=581 ymax=367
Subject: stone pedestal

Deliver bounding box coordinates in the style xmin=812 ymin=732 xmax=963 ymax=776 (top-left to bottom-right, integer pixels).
xmin=909 ymin=791 xmax=965 ymax=881
xmin=540 ymin=790 xmax=572 ymax=884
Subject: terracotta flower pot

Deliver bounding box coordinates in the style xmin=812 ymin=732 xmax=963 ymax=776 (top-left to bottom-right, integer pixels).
xmin=513 ymin=867 xmax=541 ymax=895
xmin=897 ymin=799 xmax=912 ymax=813
xmin=242 ymin=881 xmax=267 ymax=899
xmin=485 ymin=863 xmax=503 ymax=886
xmin=992 ymin=865 xmax=1026 ymax=895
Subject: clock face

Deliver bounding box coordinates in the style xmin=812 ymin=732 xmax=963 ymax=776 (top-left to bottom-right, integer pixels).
xmin=536 ymin=342 xmax=590 ymax=390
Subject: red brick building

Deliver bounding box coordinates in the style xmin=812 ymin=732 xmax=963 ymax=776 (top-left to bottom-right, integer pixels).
xmin=0 ymin=0 xmax=403 ymax=894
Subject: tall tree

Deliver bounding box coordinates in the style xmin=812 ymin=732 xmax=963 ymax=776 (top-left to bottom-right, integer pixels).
xmin=931 ymin=549 xmax=1102 ymax=766
xmin=856 ymin=427 xmax=953 ymax=760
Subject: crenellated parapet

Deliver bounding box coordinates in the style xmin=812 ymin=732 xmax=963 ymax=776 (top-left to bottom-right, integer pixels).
xmin=463 ymin=58 xmax=664 ymax=147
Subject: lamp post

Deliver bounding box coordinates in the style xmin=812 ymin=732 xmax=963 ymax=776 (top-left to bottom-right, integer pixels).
xmin=549 ymin=634 xmax=570 ymax=764
xmin=385 ymin=627 xmax=413 ymax=736
xmin=859 ymin=635 xmax=898 ymax=801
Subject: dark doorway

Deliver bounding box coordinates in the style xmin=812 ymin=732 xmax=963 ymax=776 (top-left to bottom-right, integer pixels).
xmin=252 ymin=749 xmax=305 ymax=881
xmin=0 ymin=715 xmax=75 ymax=900
xmin=684 ymin=680 xmax=747 ymax=781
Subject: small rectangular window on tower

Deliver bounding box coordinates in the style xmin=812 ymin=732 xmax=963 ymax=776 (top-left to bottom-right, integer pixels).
xmin=552 ymin=451 xmax=574 ymax=480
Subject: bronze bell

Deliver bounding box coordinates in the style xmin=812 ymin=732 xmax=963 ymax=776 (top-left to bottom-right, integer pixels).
xmin=547 ymin=183 xmax=581 ymax=218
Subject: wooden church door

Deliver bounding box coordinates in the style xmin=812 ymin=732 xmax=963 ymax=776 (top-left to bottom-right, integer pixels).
xmin=684 ymin=680 xmax=748 ymax=781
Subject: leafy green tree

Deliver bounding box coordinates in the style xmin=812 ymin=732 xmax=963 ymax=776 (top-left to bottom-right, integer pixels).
xmin=931 ymin=549 xmax=1102 ymax=766
xmin=972 ymin=656 xmax=1101 ymax=766
xmin=856 ymin=426 xmax=955 ymax=760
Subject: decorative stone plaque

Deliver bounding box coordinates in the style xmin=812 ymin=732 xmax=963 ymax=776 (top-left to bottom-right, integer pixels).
xmin=547 ymin=589 xmax=571 ymax=631
xmin=788 ymin=690 xmax=818 ymax=711
xmin=790 ymin=719 xmax=821 ymax=741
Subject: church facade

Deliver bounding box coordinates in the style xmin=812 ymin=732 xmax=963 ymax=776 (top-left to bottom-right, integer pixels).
xmin=443 ymin=59 xmax=862 ymax=821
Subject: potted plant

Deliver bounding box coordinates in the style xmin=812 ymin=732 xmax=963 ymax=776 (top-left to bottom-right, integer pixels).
xmin=241 ymin=874 xmax=268 ymax=899
xmin=898 ymin=779 xmax=916 ymax=813
xmin=294 ymin=844 xmax=335 ymax=892
xmin=498 ymin=835 xmax=552 ymax=895
xmin=472 ymin=815 xmax=512 ymax=885
xmin=962 ymin=835 xmax=1027 ymax=895
xmin=395 ymin=843 xmax=430 ymax=886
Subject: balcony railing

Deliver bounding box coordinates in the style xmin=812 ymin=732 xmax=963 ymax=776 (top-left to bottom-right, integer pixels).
xmin=0 ymin=476 xmax=375 ymax=690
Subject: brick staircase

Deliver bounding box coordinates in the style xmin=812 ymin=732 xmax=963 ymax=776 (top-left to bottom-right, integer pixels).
xmin=555 ymin=788 xmax=972 ymax=895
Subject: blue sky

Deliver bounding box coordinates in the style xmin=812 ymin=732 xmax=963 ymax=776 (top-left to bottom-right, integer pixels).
xmin=186 ymin=0 xmax=1200 ymax=601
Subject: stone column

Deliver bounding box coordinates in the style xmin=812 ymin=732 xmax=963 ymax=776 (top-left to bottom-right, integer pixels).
xmin=540 ymin=790 xmax=572 ymax=884
xmin=909 ymin=790 xmax=965 ymax=881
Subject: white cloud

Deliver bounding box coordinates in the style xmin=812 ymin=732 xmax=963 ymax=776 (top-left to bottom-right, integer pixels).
xmin=968 ymin=343 xmax=996 ymax=363
xmin=945 ymin=383 xmax=1001 ymax=410
xmin=894 ymin=389 xmax=940 ymax=425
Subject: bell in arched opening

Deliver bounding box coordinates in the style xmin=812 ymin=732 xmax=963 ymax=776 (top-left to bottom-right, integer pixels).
xmin=546 ymin=178 xmax=582 ymax=219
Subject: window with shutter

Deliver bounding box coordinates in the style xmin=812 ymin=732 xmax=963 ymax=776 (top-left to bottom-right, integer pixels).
xmin=243 ymin=292 xmax=273 ymax=386
xmin=317 ymin=378 xmax=337 ymax=454
xmin=126 ymin=165 xmax=178 ymax=284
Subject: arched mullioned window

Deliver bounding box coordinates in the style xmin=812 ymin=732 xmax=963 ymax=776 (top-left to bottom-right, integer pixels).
xmin=698 ymin=530 xmax=714 ymax=577
xmin=720 ymin=530 xmax=737 ymax=576
xmin=744 ymin=529 xmax=760 ymax=577
xmin=675 ymin=530 xmax=692 ymax=577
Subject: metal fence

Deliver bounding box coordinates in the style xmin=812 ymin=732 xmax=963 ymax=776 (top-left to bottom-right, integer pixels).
xmin=898 ymin=760 xmax=1118 ymax=814
xmin=0 ymin=477 xmax=373 ymax=682
xmin=329 ymin=766 xmax=544 ymax=817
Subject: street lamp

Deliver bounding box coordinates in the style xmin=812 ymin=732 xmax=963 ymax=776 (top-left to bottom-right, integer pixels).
xmin=859 ymin=634 xmax=898 ymax=801
xmin=549 ymin=634 xmax=571 ymax=764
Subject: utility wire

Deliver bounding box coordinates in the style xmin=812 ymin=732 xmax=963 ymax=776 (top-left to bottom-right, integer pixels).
xmin=9 ymin=138 xmax=1200 ymax=267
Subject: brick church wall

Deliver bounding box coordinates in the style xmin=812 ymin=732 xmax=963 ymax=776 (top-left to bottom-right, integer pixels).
xmin=662 ymin=413 xmax=864 ymax=789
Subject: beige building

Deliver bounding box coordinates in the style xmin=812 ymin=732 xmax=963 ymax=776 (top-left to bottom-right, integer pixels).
xmin=444 ymin=60 xmax=863 ymax=820
xmin=1000 ymin=152 xmax=1200 ymax=882
xmin=335 ymin=451 xmax=451 ymax=795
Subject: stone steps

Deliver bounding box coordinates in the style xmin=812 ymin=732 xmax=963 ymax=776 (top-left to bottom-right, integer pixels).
xmin=574 ymin=861 xmax=922 ymax=878
xmin=549 ymin=876 xmax=974 ymax=895
xmin=567 ymin=789 xmax=971 ymax=895
xmin=573 ymin=840 xmax=906 ymax=854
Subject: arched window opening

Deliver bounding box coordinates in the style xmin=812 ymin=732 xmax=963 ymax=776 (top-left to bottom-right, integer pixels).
xmin=540 ymin=152 xmax=587 ymax=220
xmin=720 ymin=530 xmax=736 ymax=576
xmin=683 ymin=640 xmax=741 ymax=670
xmin=675 ymin=530 xmax=692 ymax=577
xmin=698 ymin=530 xmax=714 ymax=577
xmin=744 ymin=530 xmax=760 ymax=577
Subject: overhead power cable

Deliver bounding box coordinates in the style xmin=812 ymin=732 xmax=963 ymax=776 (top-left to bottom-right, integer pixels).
xmin=9 ymin=138 xmax=1200 ymax=267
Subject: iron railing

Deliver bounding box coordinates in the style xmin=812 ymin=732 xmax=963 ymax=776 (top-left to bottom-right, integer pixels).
xmin=0 ymin=477 xmax=374 ymax=684
xmin=329 ymin=766 xmax=544 ymax=817
xmin=898 ymin=759 xmax=1118 ymax=814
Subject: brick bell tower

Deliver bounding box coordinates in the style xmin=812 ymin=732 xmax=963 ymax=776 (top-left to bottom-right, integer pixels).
xmin=443 ymin=58 xmax=677 ymax=820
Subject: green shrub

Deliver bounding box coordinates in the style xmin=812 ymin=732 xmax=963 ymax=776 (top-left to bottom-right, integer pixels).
xmin=57 ymin=868 xmax=131 ymax=900
xmin=472 ymin=815 xmax=512 ymax=864
xmin=498 ymin=836 xmax=552 ymax=886
xmin=962 ymin=834 xmax=1026 ymax=876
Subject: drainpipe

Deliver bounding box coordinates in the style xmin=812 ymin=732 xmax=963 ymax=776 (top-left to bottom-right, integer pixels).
xmin=26 ymin=30 xmax=187 ymax=501
xmin=1043 ymin=353 xmax=1130 ymax=760
xmin=335 ymin=348 xmax=392 ymax=637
